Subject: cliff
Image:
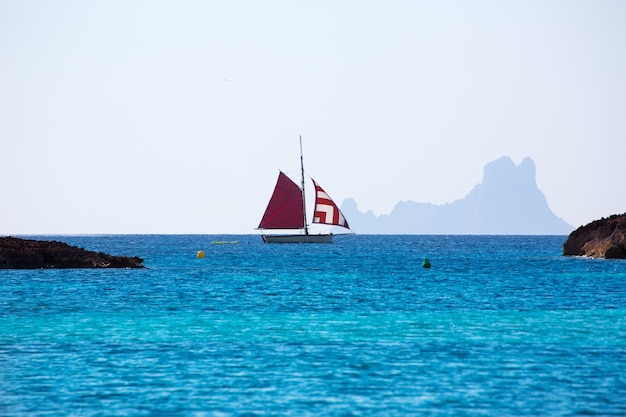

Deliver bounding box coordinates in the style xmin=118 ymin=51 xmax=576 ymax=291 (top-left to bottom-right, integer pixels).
xmin=563 ymin=214 xmax=626 ymax=259
xmin=341 ymin=156 xmax=573 ymax=234
xmin=0 ymin=237 xmax=144 ymax=269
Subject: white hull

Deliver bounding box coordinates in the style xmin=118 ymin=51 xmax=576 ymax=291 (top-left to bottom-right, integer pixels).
xmin=262 ymin=234 xmax=333 ymax=243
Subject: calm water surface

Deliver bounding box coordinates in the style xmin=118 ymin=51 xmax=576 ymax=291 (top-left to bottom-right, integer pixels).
xmin=1 ymin=235 xmax=625 ymax=416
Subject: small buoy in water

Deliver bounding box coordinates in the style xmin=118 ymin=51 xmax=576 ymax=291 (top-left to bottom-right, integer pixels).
xmin=197 ymin=250 xmax=205 ymax=259
xmin=422 ymin=257 xmax=431 ymax=268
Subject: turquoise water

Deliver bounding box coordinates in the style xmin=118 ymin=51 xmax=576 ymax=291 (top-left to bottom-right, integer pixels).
xmin=1 ymin=235 xmax=625 ymax=416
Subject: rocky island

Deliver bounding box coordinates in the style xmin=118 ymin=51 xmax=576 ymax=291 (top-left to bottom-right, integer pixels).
xmin=563 ymin=213 xmax=626 ymax=259
xmin=0 ymin=237 xmax=144 ymax=269
xmin=341 ymin=156 xmax=573 ymax=234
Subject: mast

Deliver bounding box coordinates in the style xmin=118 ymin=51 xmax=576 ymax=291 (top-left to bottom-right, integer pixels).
xmin=299 ymin=135 xmax=309 ymax=235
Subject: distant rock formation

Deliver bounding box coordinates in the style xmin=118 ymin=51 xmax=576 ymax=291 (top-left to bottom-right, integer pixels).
xmin=563 ymin=214 xmax=626 ymax=259
xmin=0 ymin=237 xmax=144 ymax=269
xmin=341 ymin=156 xmax=573 ymax=235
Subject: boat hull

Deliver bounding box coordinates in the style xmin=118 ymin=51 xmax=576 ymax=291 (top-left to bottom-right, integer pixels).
xmin=262 ymin=234 xmax=333 ymax=243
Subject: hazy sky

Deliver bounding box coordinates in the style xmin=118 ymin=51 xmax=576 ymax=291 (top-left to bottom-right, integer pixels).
xmin=2 ymin=1 xmax=625 ymax=234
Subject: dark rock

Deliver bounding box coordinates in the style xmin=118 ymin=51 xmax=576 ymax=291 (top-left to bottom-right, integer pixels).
xmin=0 ymin=237 xmax=144 ymax=269
xmin=563 ymin=214 xmax=626 ymax=259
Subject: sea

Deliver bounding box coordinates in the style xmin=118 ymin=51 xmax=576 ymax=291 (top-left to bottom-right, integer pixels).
xmin=1 ymin=234 xmax=625 ymax=416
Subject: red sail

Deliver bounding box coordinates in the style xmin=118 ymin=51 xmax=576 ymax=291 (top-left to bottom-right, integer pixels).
xmin=312 ymin=179 xmax=350 ymax=229
xmin=258 ymin=171 xmax=305 ymax=229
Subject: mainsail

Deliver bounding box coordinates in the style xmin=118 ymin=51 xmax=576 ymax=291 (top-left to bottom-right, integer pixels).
xmin=312 ymin=179 xmax=350 ymax=229
xmin=258 ymin=171 xmax=304 ymax=230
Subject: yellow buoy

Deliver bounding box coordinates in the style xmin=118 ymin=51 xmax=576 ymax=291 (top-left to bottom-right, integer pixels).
xmin=197 ymin=250 xmax=205 ymax=259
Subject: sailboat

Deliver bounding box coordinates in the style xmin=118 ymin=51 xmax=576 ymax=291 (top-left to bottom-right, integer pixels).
xmin=258 ymin=137 xmax=351 ymax=243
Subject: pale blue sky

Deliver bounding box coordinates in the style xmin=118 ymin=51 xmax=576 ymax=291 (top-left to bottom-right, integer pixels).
xmin=2 ymin=1 xmax=625 ymax=234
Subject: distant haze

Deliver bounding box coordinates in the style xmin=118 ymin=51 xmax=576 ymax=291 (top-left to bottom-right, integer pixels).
xmin=341 ymin=157 xmax=573 ymax=235
xmin=1 ymin=2 xmax=625 ymax=234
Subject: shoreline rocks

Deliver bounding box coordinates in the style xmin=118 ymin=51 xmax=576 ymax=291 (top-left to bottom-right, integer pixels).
xmin=0 ymin=237 xmax=144 ymax=269
xmin=563 ymin=213 xmax=626 ymax=259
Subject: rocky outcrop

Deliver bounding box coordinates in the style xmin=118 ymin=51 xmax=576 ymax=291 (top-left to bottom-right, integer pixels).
xmin=563 ymin=214 xmax=626 ymax=259
xmin=0 ymin=237 xmax=144 ymax=269
xmin=341 ymin=156 xmax=573 ymax=234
